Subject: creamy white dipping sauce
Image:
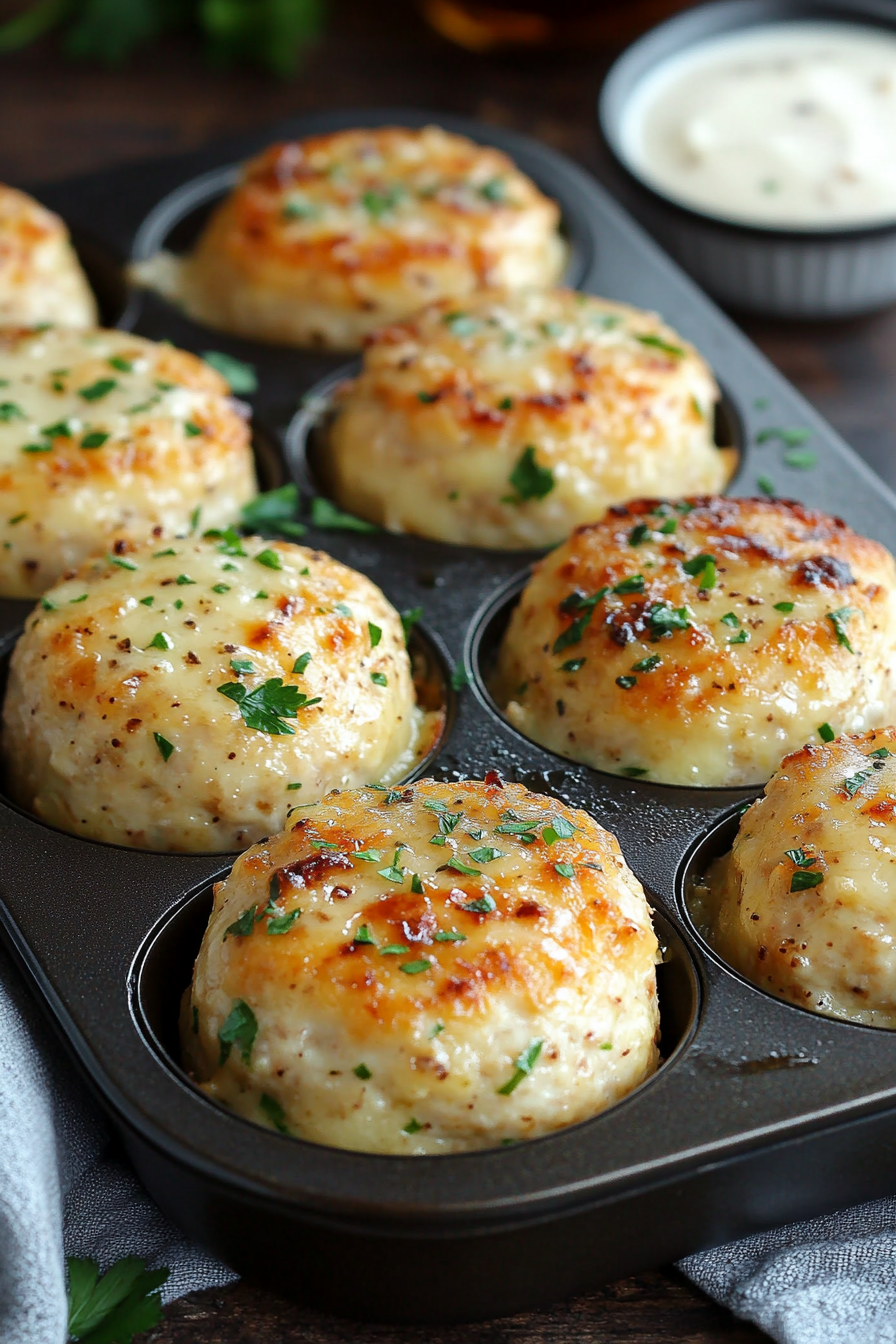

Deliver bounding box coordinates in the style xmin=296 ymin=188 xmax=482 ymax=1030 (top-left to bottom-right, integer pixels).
xmin=620 ymin=22 xmax=896 ymax=229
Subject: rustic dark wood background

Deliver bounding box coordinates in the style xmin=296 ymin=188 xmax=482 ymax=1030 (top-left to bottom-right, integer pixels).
xmin=3 ymin=0 xmax=893 ymax=1337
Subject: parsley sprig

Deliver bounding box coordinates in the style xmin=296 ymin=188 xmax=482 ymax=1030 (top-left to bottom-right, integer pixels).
xmin=67 ymin=1255 xmax=168 ymax=1343
xmin=217 ymin=676 xmax=321 ymax=734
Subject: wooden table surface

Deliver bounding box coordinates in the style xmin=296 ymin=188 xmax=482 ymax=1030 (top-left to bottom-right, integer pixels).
xmin=3 ymin=1 xmax=893 ymax=1338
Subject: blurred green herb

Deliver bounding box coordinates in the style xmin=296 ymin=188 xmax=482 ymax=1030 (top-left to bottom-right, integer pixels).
xmin=67 ymin=1254 xmax=168 ymax=1343
xmin=0 ymin=0 xmax=325 ymax=74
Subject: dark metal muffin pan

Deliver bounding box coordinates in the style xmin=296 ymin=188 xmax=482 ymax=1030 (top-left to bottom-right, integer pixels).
xmin=3 ymin=110 xmax=896 ymax=1323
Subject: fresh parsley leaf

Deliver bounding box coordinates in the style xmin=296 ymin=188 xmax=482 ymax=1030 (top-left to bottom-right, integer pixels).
xmin=202 ymin=350 xmax=258 ymax=393
xmin=401 ymin=606 xmax=423 ymax=643
xmin=108 ymin=554 xmax=137 ymax=570
xmin=293 ymin=651 xmax=311 ymax=674
xmin=616 ymin=675 xmax=637 ymax=689
xmin=636 ymin=333 xmax=685 ymax=357
xmin=267 ymin=908 xmax=301 ymax=935
xmin=497 ymin=1039 xmax=543 ymax=1095
xmin=632 ymin=654 xmax=660 ymax=672
xmin=757 ymin=475 xmax=776 ymax=497
xmin=728 ymin=630 xmax=749 ymax=645
xmin=560 ymin=657 xmax=586 ymax=672
xmin=721 ymin=612 xmax=740 ymax=628
xmin=254 ymin=547 xmax=282 ymax=570
xmin=354 ymin=1063 xmax=372 ymax=1080
xmin=353 ymin=848 xmax=384 ymax=863
xmin=403 ymin=1117 xmax=423 ymax=1134
xmin=843 ymin=769 xmax=873 ymax=798
xmin=0 ymin=401 xmax=24 ymax=421
xmin=218 ymin=999 xmax=258 ymax=1065
xmin=380 ymin=944 xmax=410 ymax=956
xmin=756 ymin=426 xmax=810 ymax=447
xmin=785 ymin=847 xmax=816 ymax=868
xmin=818 ymin=722 xmax=835 ymax=742
xmin=827 ymin=607 xmax=856 ymax=653
xmin=81 ymin=430 xmax=109 ymax=449
xmin=354 ymin=925 xmax=376 ymax=946
xmin=78 ymin=378 xmax=117 ymax=402
xmin=461 ymin=892 xmax=495 ymax=911
xmin=371 ymin=671 xmax=388 ymax=687
xmin=260 ymin=1093 xmax=289 ymax=1133
xmin=217 ymin=677 xmax=320 ymax=734
xmin=613 ymin=574 xmax=645 ymax=595
xmin=506 ymin=445 xmax=554 ymax=502
xmin=368 ymin=621 xmax=382 ymax=647
xmin=311 ymin=496 xmax=378 ymax=532
xmin=648 ymin=602 xmax=690 ymax=638
xmin=682 ymin=552 xmax=716 ymax=579
xmin=153 ymin=733 xmax=174 ymax=762
xmin=400 ymin=959 xmax=431 ymax=975
xmin=468 ymin=845 xmax=505 ymax=863
xmin=240 ymin=483 xmax=302 ymax=535
xmin=775 ymin=601 xmax=795 ymax=613
xmin=67 ymin=1254 xmax=168 ymax=1343
xmin=434 ymin=929 xmax=466 ymax=942
xmin=554 ymin=862 xmax=575 ymax=878
xmin=446 ymin=858 xmax=481 ymax=877
xmin=224 ymin=905 xmax=257 ymax=939
xmin=148 ymin=631 xmax=173 ymax=650
xmin=451 ymin=664 xmax=469 ymax=690
xmin=628 ymin=522 xmax=650 ymax=546
xmin=791 ymin=870 xmax=824 ymax=891
xmin=230 ymin=657 xmax=253 ymax=675
xmin=784 ymin=449 xmax=817 ymax=469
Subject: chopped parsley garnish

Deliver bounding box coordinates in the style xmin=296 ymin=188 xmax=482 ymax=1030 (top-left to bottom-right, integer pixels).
xmin=402 ymin=1118 xmax=423 ymax=1134
xmin=184 ymin=421 xmax=202 ymax=437
xmin=462 ymin=893 xmax=496 ymax=912
xmin=827 ymin=607 xmax=856 ymax=653
xmin=240 ymin=483 xmax=303 ymax=536
xmin=287 ymin=782 xmax=302 ymax=790
xmin=371 ymin=671 xmax=388 ymax=687
xmin=108 ymin=554 xmax=137 ymax=570
xmin=139 ymin=595 xmax=154 ymax=606
xmin=218 ymin=999 xmax=257 ymax=1065
xmin=78 ymin=378 xmax=117 ymax=402
xmin=613 ymin=574 xmax=645 ymax=595
xmin=217 ymin=677 xmax=321 ymax=734
xmin=353 ymin=848 xmax=383 ymax=863
xmin=108 ymin=356 xmax=134 ymax=372
xmin=40 ymin=597 xmax=57 ymax=610
xmin=417 ymin=390 xmax=438 ymax=403
xmin=311 ymin=496 xmax=379 ymax=532
xmin=505 ymin=445 xmax=554 ymax=503
xmin=728 ymin=630 xmax=749 ymax=645
xmin=468 ymin=846 xmax=505 ymax=864
xmin=622 ymin=766 xmax=648 ymax=778
xmin=628 ymin=523 xmax=650 ymax=546
xmin=756 ymin=426 xmax=810 ymax=447
xmin=658 ymin=518 xmax=677 ymax=535
xmin=176 ymin=574 xmax=196 ymax=585
xmin=554 ymin=862 xmax=575 ymax=878
xmin=230 ymin=657 xmax=254 ymax=675
xmin=255 ymin=590 xmax=268 ymax=600
xmin=552 ymin=588 xmax=608 ymax=653
xmin=757 ymin=476 xmax=776 ymax=497
xmin=443 ymin=857 xmax=480 ymax=877
xmin=80 ymin=430 xmax=109 ymax=449
xmin=21 ymin=442 xmax=52 ymax=453
xmin=818 ymin=723 xmax=835 ymax=742
xmin=260 ymin=1093 xmax=289 ymax=1133
xmin=212 ymin=583 xmax=230 ymax=594
xmin=148 ymin=631 xmax=173 ymax=650
xmin=438 ymin=811 xmax=461 ymax=834
xmin=378 ymin=851 xmax=406 ymax=883
xmin=636 ymin=334 xmax=684 ymax=358
xmin=443 ymin=311 xmax=479 ymax=337
xmin=784 ymin=449 xmax=817 ymax=470
xmin=362 ymin=186 xmax=404 ymax=218
xmin=632 ymin=654 xmax=660 ymax=672
xmin=616 ymin=675 xmax=637 ymax=690
xmin=202 ymin=351 xmax=258 ymax=394
xmin=267 ymin=908 xmax=301 ymax=935
xmin=254 ymin=548 xmax=281 ymax=570
xmin=368 ymin=621 xmax=382 ymax=647
xmin=401 ymin=607 xmax=423 ymax=643
xmin=720 ymin=613 xmax=740 ymax=628
xmin=480 ymin=176 xmax=507 ymax=202
xmin=153 ymin=548 xmax=176 ymax=557
xmin=648 ymin=602 xmax=690 ymax=638
xmin=354 ymin=1063 xmax=372 ymax=1080
xmin=293 ymin=652 xmax=311 ymax=675
xmin=0 ymin=401 xmax=24 ymax=421
xmin=400 ymin=959 xmax=431 ymax=975
xmin=7 ymin=512 xmax=26 ymax=524
xmin=153 ymin=732 xmax=175 ymax=761
xmin=495 ymin=821 xmax=537 ymax=841
xmin=791 ymin=871 xmax=824 ymax=892
xmin=774 ymin=601 xmax=795 ymax=613
xmin=451 ymin=664 xmax=469 ymax=690
xmin=682 ymin=553 xmax=716 ymax=587
xmin=224 ymin=905 xmax=257 ymax=938
xmin=785 ymin=847 xmax=816 ymax=868
xmin=354 ymin=925 xmax=375 ymax=945
xmin=843 ymin=770 xmax=873 ymax=797
xmin=210 ymin=526 xmax=246 ymax=556
xmin=380 ymin=944 xmax=410 ymax=956
xmin=550 ymin=816 xmax=576 ymax=838
xmin=869 ymin=747 xmax=892 ymax=759
xmin=434 ymin=930 xmax=466 ymax=942
xmin=498 ymin=396 xmax=513 ymax=411
xmin=42 ymin=419 xmax=72 ymax=438
xmin=560 ymin=657 xmax=586 ymax=672
xmin=429 ymin=1022 xmax=444 ymax=1038
xmin=497 ymin=1039 xmax=543 ymax=1095
xmin=411 ymin=874 xmax=425 ymax=895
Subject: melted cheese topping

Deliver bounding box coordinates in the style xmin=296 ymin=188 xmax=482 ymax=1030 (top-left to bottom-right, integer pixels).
xmin=699 ymin=728 xmax=896 ymax=1026
xmin=131 ymin=126 xmax=565 ymax=351
xmin=495 ymin=496 xmax=896 ymax=787
xmin=183 ymin=776 xmax=660 ymax=1153
xmin=327 ymin=288 xmax=726 ymax=549
xmin=0 ymin=184 xmax=97 ymax=327
xmin=2 ymin=538 xmax=439 ymax=851
xmin=0 ymin=328 xmax=256 ymax=597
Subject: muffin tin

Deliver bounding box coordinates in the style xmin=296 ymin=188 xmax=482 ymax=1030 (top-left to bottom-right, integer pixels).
xmin=2 ymin=110 xmax=896 ymax=1323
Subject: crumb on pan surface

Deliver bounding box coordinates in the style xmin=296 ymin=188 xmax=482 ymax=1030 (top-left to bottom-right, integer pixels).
xmin=698 ymin=727 xmax=896 ymax=1027
xmin=326 ymin=287 xmax=725 ymax=549
xmin=182 ymin=774 xmax=660 ymax=1153
xmin=130 ymin=126 xmax=565 ymax=351
xmin=0 ymin=183 xmax=97 ymax=329
xmin=0 ymin=327 xmax=257 ymax=597
xmin=2 ymin=537 xmax=439 ymax=851
xmin=494 ymin=496 xmax=896 ymax=787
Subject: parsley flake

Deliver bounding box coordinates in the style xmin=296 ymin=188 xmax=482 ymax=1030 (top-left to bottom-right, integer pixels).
xmin=80 ymin=430 xmax=109 ymax=449
xmin=293 ymin=652 xmax=311 ymax=674
xmin=254 ymin=548 xmax=282 ymax=570
xmin=267 ymin=908 xmax=301 ymax=935
xmin=224 ymin=905 xmax=257 ymax=939
xmin=775 ymin=601 xmax=795 ymax=613
xmin=843 ymin=769 xmax=873 ymax=798
xmin=153 ymin=732 xmax=175 ymax=761
xmin=632 ymin=654 xmax=660 ymax=672
xmin=217 ymin=677 xmax=320 ymax=734
xmin=616 ymin=675 xmax=637 ymax=689
xmin=506 ymin=445 xmax=554 ymax=502
xmin=400 ymin=959 xmax=431 ymax=975
xmin=403 ymin=1118 xmax=423 ymax=1134
xmin=371 ymin=671 xmax=388 ymax=687
xmin=827 ymin=607 xmax=856 ymax=653
xmin=554 ymin=862 xmax=575 ymax=878
xmin=148 ymin=631 xmax=173 ymax=650
xmin=354 ymin=925 xmax=376 ymax=946
xmin=0 ymin=401 xmax=24 ymax=421
xmin=240 ymin=483 xmax=303 ymax=536
xmin=462 ymin=893 xmax=495 ymax=912
xmin=560 ymin=657 xmax=586 ymax=672
xmin=636 ymin=334 xmax=685 ymax=358
xmin=497 ymin=1039 xmax=543 ymax=1095
xmin=368 ymin=621 xmax=382 ymax=647
xmin=78 ymin=378 xmax=117 ymax=402
xmin=260 ymin=1093 xmax=289 ymax=1133
xmin=108 ymin=554 xmax=137 ymax=570
xmin=354 ymin=1063 xmax=372 ymax=1080
xmin=230 ymin=657 xmax=254 ymax=675
xmin=818 ymin=723 xmax=835 ymax=742
xmin=311 ymin=496 xmax=378 ymax=532
xmin=435 ymin=929 xmax=466 ymax=942
xmin=468 ymin=846 xmax=505 ymax=863
xmin=218 ymin=999 xmax=257 ymax=1065
xmin=791 ymin=870 xmax=824 ymax=891
xmin=613 ymin=574 xmax=645 ymax=595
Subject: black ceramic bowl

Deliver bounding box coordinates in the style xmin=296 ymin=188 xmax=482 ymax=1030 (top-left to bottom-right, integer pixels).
xmin=599 ymin=0 xmax=896 ymax=318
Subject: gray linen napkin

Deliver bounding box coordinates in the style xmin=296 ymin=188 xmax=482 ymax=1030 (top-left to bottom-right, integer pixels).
xmin=0 ymin=942 xmax=235 ymax=1344
xmin=680 ymin=1203 xmax=896 ymax=1344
